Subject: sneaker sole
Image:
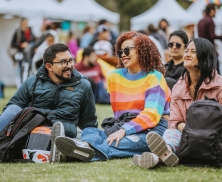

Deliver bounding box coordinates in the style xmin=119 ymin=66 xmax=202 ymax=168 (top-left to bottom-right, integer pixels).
xmin=50 ymin=122 xmax=64 ymax=163
xmin=147 ymin=132 xmax=179 ymax=167
xmin=55 ymin=136 xmax=95 ymax=162
xmin=133 ymin=152 xmax=156 ymax=169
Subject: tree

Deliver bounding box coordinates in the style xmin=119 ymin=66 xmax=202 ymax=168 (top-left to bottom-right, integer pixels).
xmin=95 ymin=0 xmax=192 ymax=31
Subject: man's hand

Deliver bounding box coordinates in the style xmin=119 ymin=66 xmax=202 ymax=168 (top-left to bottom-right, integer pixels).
xmin=106 ymin=128 xmax=126 ymax=147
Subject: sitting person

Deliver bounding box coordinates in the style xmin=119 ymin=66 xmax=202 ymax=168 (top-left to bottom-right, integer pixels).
xmin=165 ymin=30 xmax=188 ymax=90
xmin=52 ymin=31 xmax=171 ymax=162
xmin=74 ymin=47 xmax=110 ymax=104
xmin=137 ymin=38 xmax=222 ymax=169
xmin=0 ymin=43 xmax=98 ymax=163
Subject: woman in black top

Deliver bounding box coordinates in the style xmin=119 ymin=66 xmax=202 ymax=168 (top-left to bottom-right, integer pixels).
xmin=165 ymin=30 xmax=189 ymax=90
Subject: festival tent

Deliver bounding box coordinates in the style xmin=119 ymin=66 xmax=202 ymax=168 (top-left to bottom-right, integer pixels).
xmin=57 ymin=0 xmax=119 ymax=24
xmin=130 ymin=0 xmax=194 ymax=31
xmin=186 ymin=0 xmax=207 ymax=23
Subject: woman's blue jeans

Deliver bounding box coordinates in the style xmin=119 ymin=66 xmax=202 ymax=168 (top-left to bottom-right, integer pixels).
xmin=81 ymin=118 xmax=168 ymax=161
xmin=0 ymin=104 xmax=22 ymax=132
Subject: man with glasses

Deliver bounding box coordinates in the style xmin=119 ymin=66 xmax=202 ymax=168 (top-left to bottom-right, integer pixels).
xmin=0 ymin=43 xmax=98 ymax=163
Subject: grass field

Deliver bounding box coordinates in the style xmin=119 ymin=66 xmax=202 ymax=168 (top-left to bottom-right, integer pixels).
xmin=1 ymin=87 xmax=222 ymax=182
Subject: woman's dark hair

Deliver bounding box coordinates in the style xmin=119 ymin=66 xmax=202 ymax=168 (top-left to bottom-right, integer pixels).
xmin=182 ymin=38 xmax=217 ymax=99
xmin=158 ymin=19 xmax=169 ymax=28
xmin=115 ymin=31 xmax=164 ymax=74
xmin=169 ymin=30 xmax=189 ymax=45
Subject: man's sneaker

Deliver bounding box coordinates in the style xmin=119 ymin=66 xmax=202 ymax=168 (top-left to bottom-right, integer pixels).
xmin=146 ymin=132 xmax=179 ymax=167
xmin=55 ymin=136 xmax=95 ymax=162
xmin=133 ymin=152 xmax=159 ymax=169
xmin=50 ymin=121 xmax=65 ymax=163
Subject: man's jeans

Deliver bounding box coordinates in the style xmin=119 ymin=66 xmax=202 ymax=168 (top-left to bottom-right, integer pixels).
xmin=81 ymin=118 xmax=168 ymax=161
xmin=0 ymin=104 xmax=22 ymax=132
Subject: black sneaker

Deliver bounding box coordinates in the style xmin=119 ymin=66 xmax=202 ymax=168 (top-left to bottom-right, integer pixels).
xmin=55 ymin=136 xmax=95 ymax=162
xmin=50 ymin=122 xmax=66 ymax=163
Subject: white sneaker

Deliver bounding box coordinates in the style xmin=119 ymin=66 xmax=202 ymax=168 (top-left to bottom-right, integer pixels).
xmin=146 ymin=132 xmax=179 ymax=167
xmin=55 ymin=136 xmax=95 ymax=162
xmin=50 ymin=121 xmax=66 ymax=163
xmin=133 ymin=152 xmax=159 ymax=169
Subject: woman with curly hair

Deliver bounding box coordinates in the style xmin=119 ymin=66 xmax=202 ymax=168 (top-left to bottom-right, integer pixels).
xmin=53 ymin=31 xmax=171 ymax=163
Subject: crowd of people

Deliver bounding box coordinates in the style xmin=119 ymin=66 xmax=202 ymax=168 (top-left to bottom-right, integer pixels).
xmin=0 ymin=3 xmax=222 ymax=169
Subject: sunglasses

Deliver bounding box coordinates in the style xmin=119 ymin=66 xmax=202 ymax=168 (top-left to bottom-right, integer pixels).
xmin=117 ymin=46 xmax=135 ymax=58
xmin=167 ymin=42 xmax=186 ymax=49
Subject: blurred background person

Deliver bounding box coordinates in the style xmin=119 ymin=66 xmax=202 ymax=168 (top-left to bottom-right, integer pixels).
xmin=80 ymin=26 xmax=94 ymax=49
xmin=158 ymin=18 xmax=175 ymax=41
xmin=198 ymin=3 xmax=222 ymax=74
xmin=31 ymin=30 xmax=59 ymax=74
xmin=10 ymin=18 xmax=35 ymax=88
xmin=75 ymin=47 xmax=110 ymax=104
xmin=165 ymin=30 xmax=189 ymax=90
xmin=66 ymin=31 xmax=79 ymax=58
xmin=147 ymin=24 xmax=168 ymax=50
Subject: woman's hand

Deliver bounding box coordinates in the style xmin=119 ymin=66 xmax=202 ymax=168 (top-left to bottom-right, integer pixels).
xmin=106 ymin=129 xmax=126 ymax=147
xmin=178 ymin=123 xmax=185 ymax=132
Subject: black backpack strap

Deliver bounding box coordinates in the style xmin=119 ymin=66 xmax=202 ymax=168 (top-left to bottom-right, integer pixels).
xmin=204 ymin=95 xmax=217 ymax=102
xmin=31 ymin=78 xmax=39 ymax=107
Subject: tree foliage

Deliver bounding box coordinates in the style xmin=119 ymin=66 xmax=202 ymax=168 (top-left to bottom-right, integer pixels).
xmin=95 ymin=0 xmax=192 ymax=31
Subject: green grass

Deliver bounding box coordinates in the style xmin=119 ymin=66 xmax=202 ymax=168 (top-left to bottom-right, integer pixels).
xmin=1 ymin=87 xmax=222 ymax=182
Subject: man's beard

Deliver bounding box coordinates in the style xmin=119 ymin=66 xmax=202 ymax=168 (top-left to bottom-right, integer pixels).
xmin=55 ymin=68 xmax=72 ymax=82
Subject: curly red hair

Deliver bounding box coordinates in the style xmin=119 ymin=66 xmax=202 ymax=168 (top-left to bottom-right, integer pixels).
xmin=115 ymin=31 xmax=165 ymax=74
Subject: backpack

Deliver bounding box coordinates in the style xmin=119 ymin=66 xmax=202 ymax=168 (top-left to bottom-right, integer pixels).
xmin=0 ymin=107 xmax=53 ymax=162
xmin=176 ymin=96 xmax=222 ymax=167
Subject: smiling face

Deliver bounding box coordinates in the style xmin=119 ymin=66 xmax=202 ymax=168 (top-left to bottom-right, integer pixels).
xmin=168 ymin=35 xmax=186 ymax=61
xmin=120 ymin=39 xmax=140 ymax=74
xmin=183 ymin=41 xmax=199 ymax=71
xmin=45 ymin=51 xmax=73 ymax=84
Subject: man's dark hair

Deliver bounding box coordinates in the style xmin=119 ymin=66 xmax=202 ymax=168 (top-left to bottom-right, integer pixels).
xmin=205 ymin=3 xmax=216 ymax=15
xmin=82 ymin=47 xmax=95 ymax=58
xmin=169 ymin=30 xmax=189 ymax=45
xmin=43 ymin=43 xmax=70 ymax=64
xmin=147 ymin=24 xmax=158 ymax=33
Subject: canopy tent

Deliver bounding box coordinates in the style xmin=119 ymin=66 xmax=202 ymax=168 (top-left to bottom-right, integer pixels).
xmin=215 ymin=6 xmax=222 ymax=26
xmin=130 ymin=0 xmax=194 ymax=31
xmin=0 ymin=0 xmax=119 ymax=24
xmin=186 ymin=0 xmax=207 ymax=23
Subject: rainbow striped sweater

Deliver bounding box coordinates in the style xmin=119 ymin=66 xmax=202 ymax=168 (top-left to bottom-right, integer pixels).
xmin=107 ymin=68 xmax=171 ymax=135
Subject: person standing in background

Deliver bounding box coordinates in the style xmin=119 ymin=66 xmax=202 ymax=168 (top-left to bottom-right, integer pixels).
xmin=80 ymin=26 xmax=94 ymax=49
xmin=198 ymin=3 xmax=222 ymax=74
xmin=66 ymin=31 xmax=79 ymax=58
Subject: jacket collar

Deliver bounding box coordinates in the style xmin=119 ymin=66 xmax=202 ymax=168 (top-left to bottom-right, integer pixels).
xmin=36 ymin=65 xmax=82 ymax=86
xmin=172 ymin=71 xmax=220 ymax=99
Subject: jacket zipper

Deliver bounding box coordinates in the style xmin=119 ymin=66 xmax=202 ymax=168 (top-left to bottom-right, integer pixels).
xmin=6 ymin=107 xmax=33 ymax=137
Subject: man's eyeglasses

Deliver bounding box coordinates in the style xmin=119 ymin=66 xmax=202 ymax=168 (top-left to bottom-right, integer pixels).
xmin=167 ymin=42 xmax=186 ymax=49
xmin=52 ymin=59 xmax=75 ymax=68
xmin=117 ymin=46 xmax=135 ymax=58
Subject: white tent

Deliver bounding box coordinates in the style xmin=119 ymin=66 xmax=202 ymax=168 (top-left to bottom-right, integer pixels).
xmin=57 ymin=0 xmax=119 ymax=24
xmin=186 ymin=0 xmax=207 ymax=23
xmin=0 ymin=0 xmax=119 ymax=24
xmin=215 ymin=6 xmax=222 ymax=26
xmin=130 ymin=0 xmax=194 ymax=31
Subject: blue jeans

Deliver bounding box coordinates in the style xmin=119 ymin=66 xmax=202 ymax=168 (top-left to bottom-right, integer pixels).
xmin=0 ymin=104 xmax=22 ymax=132
xmin=81 ymin=118 xmax=168 ymax=161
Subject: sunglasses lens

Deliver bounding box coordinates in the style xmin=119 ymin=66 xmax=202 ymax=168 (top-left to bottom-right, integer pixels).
xmin=117 ymin=50 xmax=123 ymax=58
xmin=176 ymin=43 xmax=182 ymax=49
xmin=168 ymin=43 xmax=173 ymax=48
xmin=123 ymin=47 xmax=130 ymax=56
